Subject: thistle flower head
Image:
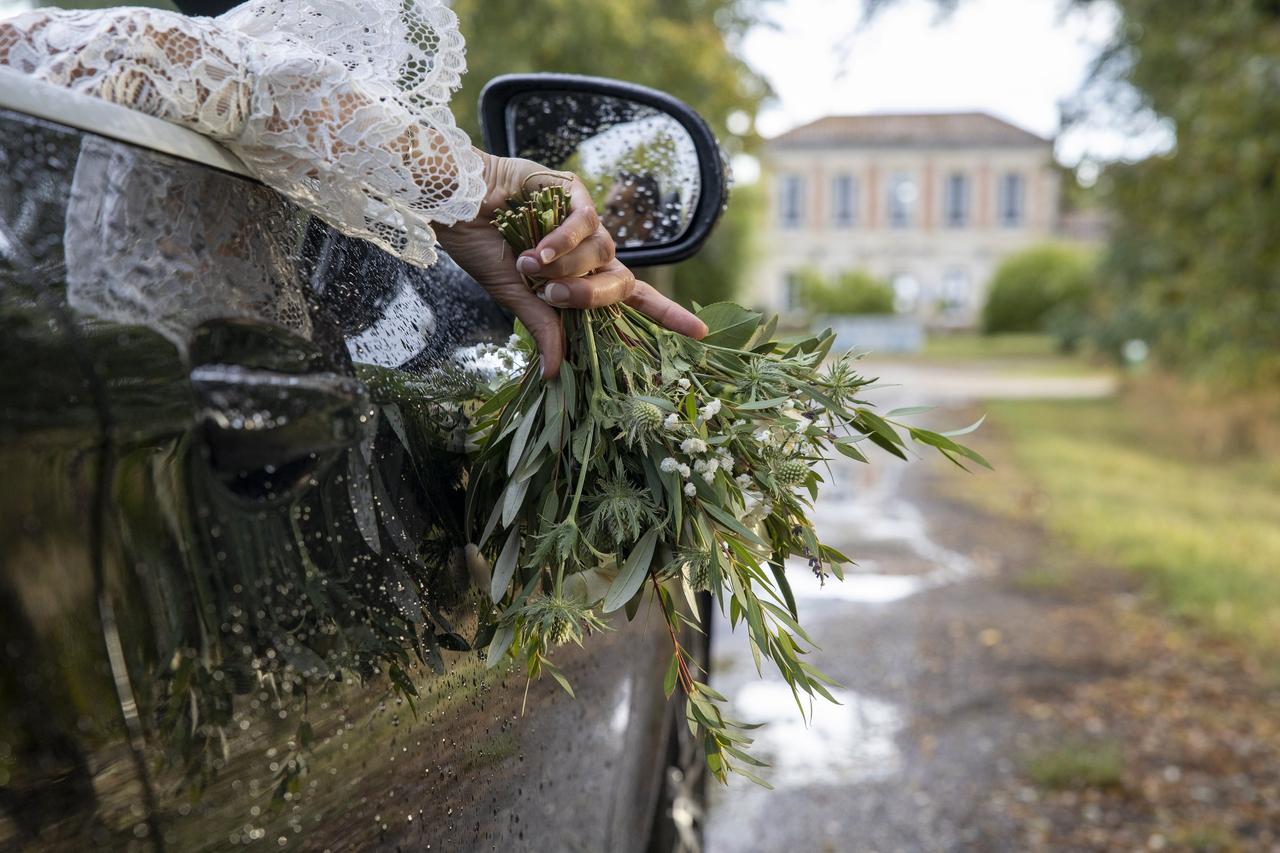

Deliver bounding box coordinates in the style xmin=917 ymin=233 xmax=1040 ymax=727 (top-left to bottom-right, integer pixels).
xmin=529 ymin=519 xmax=580 ymax=569
xmin=621 ymin=396 xmax=663 ymax=446
xmin=518 ymin=593 xmax=606 ymax=649
xmin=585 ymin=472 xmax=659 ymax=549
xmin=774 ymin=458 xmax=811 ymax=488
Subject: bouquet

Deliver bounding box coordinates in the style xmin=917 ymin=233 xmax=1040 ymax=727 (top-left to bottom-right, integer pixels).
xmin=467 ymin=186 xmax=986 ymax=785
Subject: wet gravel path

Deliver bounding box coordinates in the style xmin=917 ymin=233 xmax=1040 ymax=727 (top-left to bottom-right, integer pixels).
xmin=704 ymin=367 xmax=1280 ymax=853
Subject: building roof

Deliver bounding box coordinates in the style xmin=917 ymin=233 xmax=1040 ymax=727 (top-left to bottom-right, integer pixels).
xmin=767 ymin=112 xmax=1051 ymax=150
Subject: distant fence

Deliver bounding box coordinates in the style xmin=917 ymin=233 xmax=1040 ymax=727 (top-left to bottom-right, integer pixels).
xmin=818 ymin=314 xmax=925 ymax=355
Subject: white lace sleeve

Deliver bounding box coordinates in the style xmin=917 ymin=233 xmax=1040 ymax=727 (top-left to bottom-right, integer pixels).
xmin=0 ymin=0 xmax=485 ymax=268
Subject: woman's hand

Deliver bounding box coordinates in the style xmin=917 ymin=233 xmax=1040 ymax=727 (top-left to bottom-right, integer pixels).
xmin=436 ymin=150 xmax=707 ymax=378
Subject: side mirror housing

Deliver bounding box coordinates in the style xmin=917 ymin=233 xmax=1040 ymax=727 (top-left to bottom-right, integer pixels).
xmin=480 ymin=73 xmax=729 ymax=267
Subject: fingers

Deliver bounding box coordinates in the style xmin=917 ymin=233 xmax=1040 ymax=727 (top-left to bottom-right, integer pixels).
xmin=487 ymin=282 xmax=565 ymax=378
xmin=529 ymin=175 xmax=601 ymax=266
xmin=519 ymin=225 xmax=615 ymax=280
xmin=625 ymin=280 xmax=709 ymax=340
xmin=537 ymin=259 xmax=637 ymax=309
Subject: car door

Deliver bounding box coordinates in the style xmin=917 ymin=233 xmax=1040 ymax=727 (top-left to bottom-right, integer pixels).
xmin=0 ymin=71 xmax=722 ymax=852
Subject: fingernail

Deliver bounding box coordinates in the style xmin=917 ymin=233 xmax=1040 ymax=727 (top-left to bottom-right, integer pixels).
xmin=543 ymin=282 xmax=570 ymax=305
xmin=539 ymin=248 xmax=556 ymax=265
xmin=516 ymin=256 xmax=540 ymax=276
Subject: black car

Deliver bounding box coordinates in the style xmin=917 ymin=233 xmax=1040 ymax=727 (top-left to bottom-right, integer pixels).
xmin=0 ymin=67 xmax=727 ymax=851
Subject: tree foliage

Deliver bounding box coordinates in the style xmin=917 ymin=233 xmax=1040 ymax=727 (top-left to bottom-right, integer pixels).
xmin=1083 ymin=0 xmax=1280 ymax=386
xmin=452 ymin=0 xmax=771 ymax=309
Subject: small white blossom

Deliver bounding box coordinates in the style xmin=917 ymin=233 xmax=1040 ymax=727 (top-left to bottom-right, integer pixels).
xmin=683 ymin=482 xmax=697 ymax=497
xmin=676 ymin=378 xmax=690 ymax=390
xmin=680 ymin=437 xmax=708 ymax=455
xmin=663 ymin=413 xmax=680 ymax=431
xmin=677 ymin=463 xmax=691 ymax=479
xmin=702 ymin=471 xmax=716 ymax=484
xmin=735 ymin=473 xmax=752 ymax=488
xmin=698 ymin=399 xmax=722 ymax=420
xmin=692 ymin=459 xmax=708 ymax=473
xmin=753 ymin=428 xmax=772 ymax=444
xmin=659 ymin=457 xmax=679 ymax=473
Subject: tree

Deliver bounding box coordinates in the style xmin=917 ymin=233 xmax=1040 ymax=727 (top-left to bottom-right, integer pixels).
xmin=452 ymin=0 xmax=771 ymax=308
xmin=1075 ymin=0 xmax=1280 ymax=387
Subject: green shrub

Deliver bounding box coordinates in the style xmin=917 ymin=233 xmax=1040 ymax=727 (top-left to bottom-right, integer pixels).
xmin=982 ymin=245 xmax=1094 ymax=341
xmin=801 ymin=269 xmax=895 ymax=315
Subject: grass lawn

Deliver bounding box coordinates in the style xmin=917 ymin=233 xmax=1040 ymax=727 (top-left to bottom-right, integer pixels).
xmin=976 ymin=397 xmax=1280 ymax=656
xmin=921 ymin=332 xmax=1059 ymax=360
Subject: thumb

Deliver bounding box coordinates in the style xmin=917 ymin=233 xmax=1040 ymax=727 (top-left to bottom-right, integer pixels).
xmin=503 ymin=291 xmax=564 ymax=379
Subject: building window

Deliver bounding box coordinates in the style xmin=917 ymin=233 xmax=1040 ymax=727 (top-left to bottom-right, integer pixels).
xmin=783 ymin=270 xmax=804 ymax=312
xmin=890 ymin=272 xmax=920 ymax=313
xmin=831 ymin=174 xmax=857 ymax=227
xmin=940 ymin=268 xmax=972 ymax=315
xmin=778 ymin=174 xmax=805 ymax=229
xmin=998 ymin=172 xmax=1025 ymax=227
xmin=944 ymin=172 xmax=969 ymax=228
xmin=887 ymin=173 xmax=917 ymax=229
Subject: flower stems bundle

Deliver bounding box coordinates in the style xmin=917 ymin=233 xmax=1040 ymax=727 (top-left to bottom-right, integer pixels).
xmin=468 ymin=185 xmax=987 ymax=785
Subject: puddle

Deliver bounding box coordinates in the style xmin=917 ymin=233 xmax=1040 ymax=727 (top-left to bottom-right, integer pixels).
xmin=730 ymin=681 xmax=904 ymax=789
xmin=785 ymin=560 xmax=932 ymax=604
xmin=803 ymin=455 xmax=974 ymax=602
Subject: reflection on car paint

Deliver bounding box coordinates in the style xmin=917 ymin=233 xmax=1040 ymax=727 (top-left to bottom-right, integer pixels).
xmin=0 ymin=106 xmax=678 ymax=852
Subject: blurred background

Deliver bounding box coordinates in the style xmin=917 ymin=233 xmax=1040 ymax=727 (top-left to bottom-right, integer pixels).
xmin=7 ymin=0 xmax=1277 ymax=849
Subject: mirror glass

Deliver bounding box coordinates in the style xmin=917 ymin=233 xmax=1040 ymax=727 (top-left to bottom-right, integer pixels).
xmin=507 ymin=92 xmax=701 ymax=248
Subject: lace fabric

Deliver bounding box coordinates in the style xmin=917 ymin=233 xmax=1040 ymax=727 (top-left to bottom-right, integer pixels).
xmin=0 ymin=0 xmax=485 ymax=268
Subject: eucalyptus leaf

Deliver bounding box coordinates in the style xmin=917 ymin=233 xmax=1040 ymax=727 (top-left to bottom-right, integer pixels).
xmin=602 ymin=527 xmax=660 ymax=613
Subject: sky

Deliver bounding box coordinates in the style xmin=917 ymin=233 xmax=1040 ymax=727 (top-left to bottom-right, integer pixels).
xmin=0 ymin=0 xmax=1165 ymax=174
xmin=737 ymin=0 xmax=1166 ymax=177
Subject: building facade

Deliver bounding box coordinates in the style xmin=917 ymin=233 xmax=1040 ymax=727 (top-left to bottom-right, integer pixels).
xmin=749 ymin=112 xmax=1061 ymax=327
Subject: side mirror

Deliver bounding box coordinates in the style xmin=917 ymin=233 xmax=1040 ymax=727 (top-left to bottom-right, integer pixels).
xmin=480 ymin=73 xmax=729 ymax=267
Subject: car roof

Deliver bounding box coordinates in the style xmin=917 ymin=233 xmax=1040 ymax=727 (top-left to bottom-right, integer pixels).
xmin=0 ymin=67 xmax=254 ymax=180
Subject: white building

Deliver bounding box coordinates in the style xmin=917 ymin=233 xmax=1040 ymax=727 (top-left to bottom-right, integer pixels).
xmin=749 ymin=112 xmax=1062 ymax=327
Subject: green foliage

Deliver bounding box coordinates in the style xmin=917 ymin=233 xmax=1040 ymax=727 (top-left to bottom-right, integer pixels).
xmin=799 ymin=268 xmax=896 ymax=316
xmin=471 ymin=187 xmax=987 ymax=785
xmin=1080 ymin=0 xmax=1280 ymax=387
xmin=981 ymin=244 xmax=1094 ymax=342
xmin=452 ymin=0 xmax=770 ymax=312
xmin=987 ymin=396 xmax=1280 ymax=653
xmin=669 ymin=181 xmax=762 ymax=308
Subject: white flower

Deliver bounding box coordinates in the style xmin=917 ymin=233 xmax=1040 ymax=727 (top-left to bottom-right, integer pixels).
xmin=684 ymin=482 xmax=697 ymax=497
xmin=753 ymin=428 xmax=772 ymax=444
xmin=692 ymin=459 xmax=708 ymax=473
xmin=735 ymin=473 xmax=752 ymax=488
xmin=702 ymin=471 xmax=716 ymax=484
xmin=677 ymin=463 xmax=692 ymax=479
xmin=704 ymin=458 xmax=720 ymax=475
xmin=698 ymin=399 xmax=722 ymax=420
xmin=676 ymin=378 xmax=690 ymax=390
xmin=680 ymin=437 xmax=708 ymax=455
xmin=660 ymin=457 xmax=679 ymax=473
xmin=663 ymin=413 xmax=680 ymax=431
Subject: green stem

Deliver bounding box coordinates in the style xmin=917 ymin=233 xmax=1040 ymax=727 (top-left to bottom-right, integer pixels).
xmin=583 ymin=310 xmax=604 ymax=397
xmin=566 ymin=425 xmax=595 ymax=519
